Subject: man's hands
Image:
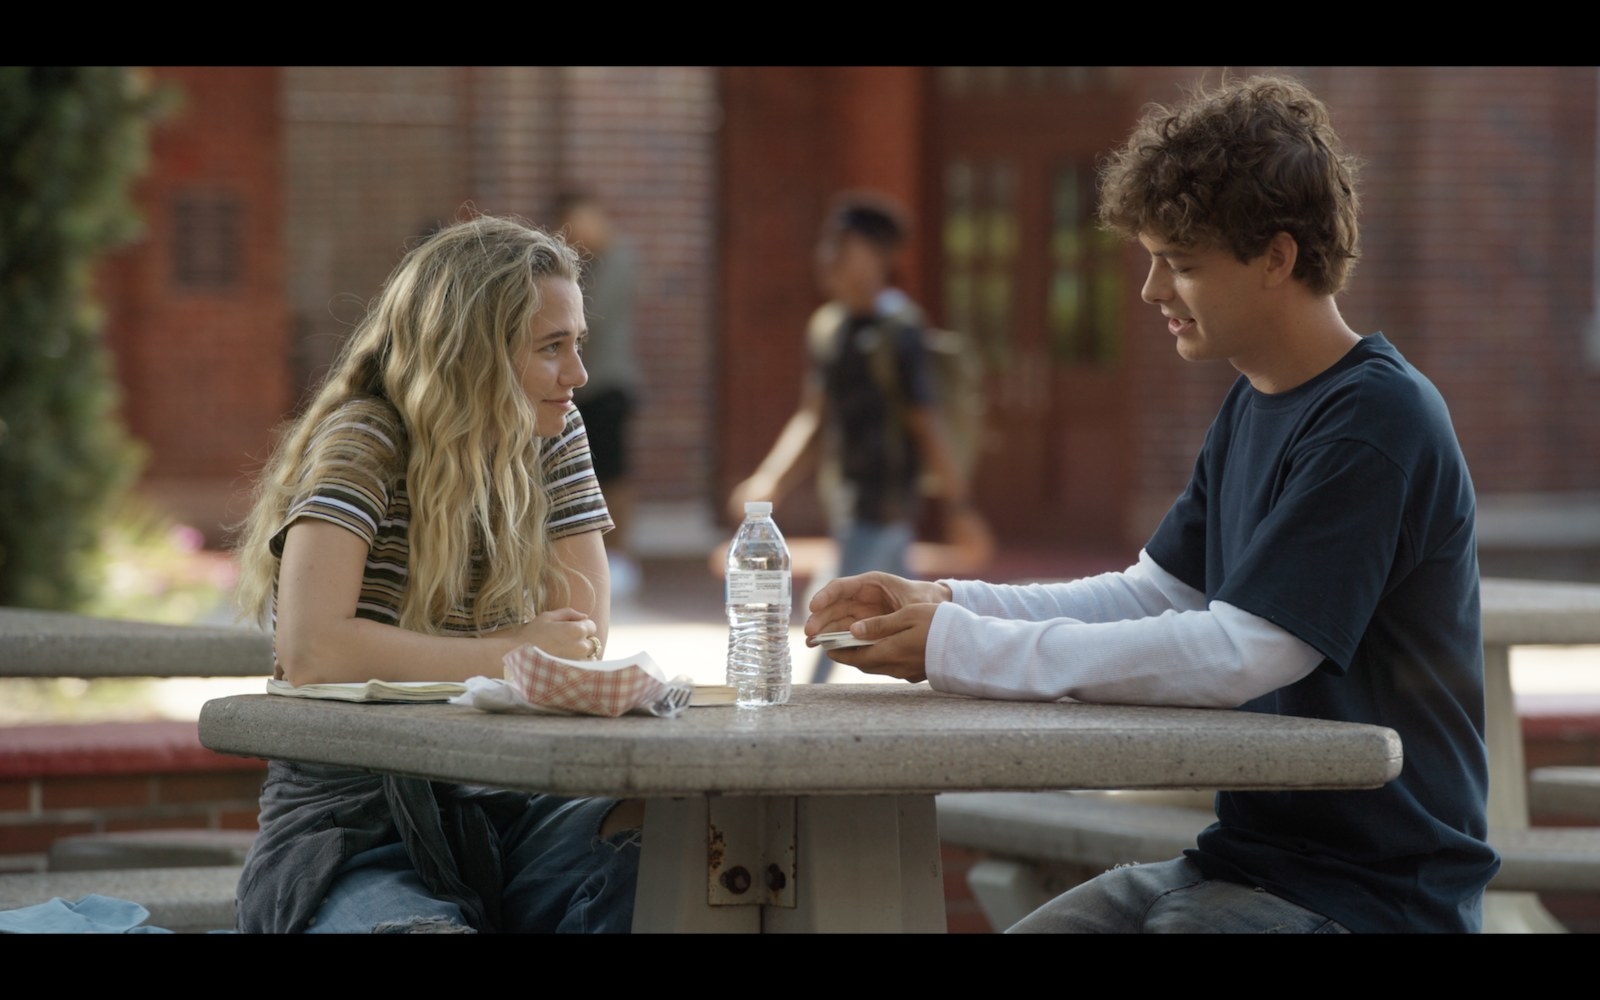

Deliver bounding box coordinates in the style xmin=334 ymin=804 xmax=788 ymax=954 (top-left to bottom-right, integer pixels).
xmin=803 ymin=572 xmax=952 ymax=682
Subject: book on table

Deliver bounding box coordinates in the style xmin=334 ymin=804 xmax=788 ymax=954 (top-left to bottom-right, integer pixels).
xmin=265 ymin=651 xmax=737 ymax=711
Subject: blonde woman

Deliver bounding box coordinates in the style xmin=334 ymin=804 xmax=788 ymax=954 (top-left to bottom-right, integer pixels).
xmin=232 ymin=215 xmax=641 ymax=933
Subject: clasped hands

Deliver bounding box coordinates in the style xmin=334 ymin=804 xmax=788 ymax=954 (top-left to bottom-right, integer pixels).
xmin=497 ymin=608 xmax=602 ymax=664
xmin=804 ymin=572 xmax=953 ymax=683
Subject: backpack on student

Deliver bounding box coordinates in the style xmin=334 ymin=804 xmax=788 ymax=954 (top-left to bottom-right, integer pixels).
xmin=805 ymin=296 xmax=986 ymax=496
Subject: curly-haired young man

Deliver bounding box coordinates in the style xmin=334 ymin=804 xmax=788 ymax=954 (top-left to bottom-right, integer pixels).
xmin=806 ymin=75 xmax=1500 ymax=932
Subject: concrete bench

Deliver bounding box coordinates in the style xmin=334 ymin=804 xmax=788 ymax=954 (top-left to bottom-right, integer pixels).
xmin=1529 ymin=766 xmax=1600 ymax=820
xmin=937 ymin=791 xmax=1210 ymax=872
xmin=0 ymin=866 xmax=241 ymax=933
xmin=1 ymin=606 xmax=270 ymax=929
xmin=0 ymin=606 xmax=272 ymax=678
xmin=46 ymin=830 xmax=259 ymax=872
xmin=1494 ymin=827 xmax=1600 ymax=893
xmin=937 ymin=789 xmax=1600 ymax=930
xmin=936 ymin=790 xmax=1212 ymax=929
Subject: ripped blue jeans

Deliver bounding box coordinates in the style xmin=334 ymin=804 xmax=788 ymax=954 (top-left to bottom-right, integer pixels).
xmin=305 ymin=794 xmax=639 ymax=934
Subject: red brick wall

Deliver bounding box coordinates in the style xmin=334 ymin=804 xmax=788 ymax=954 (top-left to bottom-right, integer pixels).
xmin=103 ymin=67 xmax=720 ymax=542
xmin=282 ymin=66 xmax=477 ymax=400
xmin=716 ymin=67 xmax=925 ymax=537
xmin=1310 ymin=66 xmax=1600 ymax=496
xmin=716 ymin=66 xmax=837 ymax=538
xmin=715 ymin=66 xmax=1600 ymax=548
xmin=0 ymin=722 xmax=264 ymax=874
xmin=555 ymin=67 xmax=719 ymax=506
xmin=285 ymin=67 xmax=719 ymax=509
xmin=100 ymin=67 xmax=289 ymax=540
xmin=99 ymin=67 xmax=1600 ymax=551
xmin=1124 ymin=67 xmax=1600 ymax=537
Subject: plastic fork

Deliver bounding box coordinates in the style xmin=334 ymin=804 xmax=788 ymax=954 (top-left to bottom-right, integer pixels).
xmin=647 ymin=676 xmax=695 ymax=719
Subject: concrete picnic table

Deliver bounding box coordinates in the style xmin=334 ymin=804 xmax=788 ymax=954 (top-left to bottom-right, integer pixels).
xmin=199 ymin=682 xmax=1401 ymax=932
xmin=1480 ymin=577 xmax=1600 ymax=932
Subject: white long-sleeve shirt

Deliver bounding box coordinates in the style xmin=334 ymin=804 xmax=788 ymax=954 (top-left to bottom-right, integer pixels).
xmin=924 ymin=549 xmax=1326 ymax=708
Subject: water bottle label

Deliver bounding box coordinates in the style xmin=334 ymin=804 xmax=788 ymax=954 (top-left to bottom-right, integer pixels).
xmin=726 ymin=570 xmax=791 ymax=604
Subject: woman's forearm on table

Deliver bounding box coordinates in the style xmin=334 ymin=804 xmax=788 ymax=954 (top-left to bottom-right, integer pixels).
xmin=274 ymin=519 xmax=528 ymax=685
xmin=275 ymin=615 xmax=519 ymax=686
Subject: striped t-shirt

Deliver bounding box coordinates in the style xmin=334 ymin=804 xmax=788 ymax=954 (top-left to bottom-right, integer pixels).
xmin=269 ymin=395 xmax=613 ymax=635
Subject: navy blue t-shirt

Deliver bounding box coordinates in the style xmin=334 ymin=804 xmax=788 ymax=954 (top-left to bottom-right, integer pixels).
xmin=1145 ymin=333 xmax=1500 ymax=933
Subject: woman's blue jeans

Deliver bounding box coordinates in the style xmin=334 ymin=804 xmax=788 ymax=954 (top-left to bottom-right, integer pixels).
xmin=305 ymin=794 xmax=639 ymax=933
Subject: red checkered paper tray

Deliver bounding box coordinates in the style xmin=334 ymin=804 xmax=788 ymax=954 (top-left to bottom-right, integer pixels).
xmin=503 ymin=644 xmax=672 ymax=717
xmin=453 ymin=645 xmax=736 ymax=718
xmin=455 ymin=644 xmax=734 ymax=718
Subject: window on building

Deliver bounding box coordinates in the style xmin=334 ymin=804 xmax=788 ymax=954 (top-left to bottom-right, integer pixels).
xmin=171 ymin=189 xmax=243 ymax=291
xmin=942 ymin=159 xmax=1018 ymax=369
xmin=1048 ymin=162 xmax=1122 ymax=366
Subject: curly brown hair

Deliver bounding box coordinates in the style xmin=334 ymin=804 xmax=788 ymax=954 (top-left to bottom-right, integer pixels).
xmin=1098 ymin=74 xmax=1362 ymax=295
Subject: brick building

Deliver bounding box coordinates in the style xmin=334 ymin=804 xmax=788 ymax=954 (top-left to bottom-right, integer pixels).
xmin=104 ymin=66 xmax=719 ymax=545
xmin=101 ymin=66 xmax=1600 ymax=559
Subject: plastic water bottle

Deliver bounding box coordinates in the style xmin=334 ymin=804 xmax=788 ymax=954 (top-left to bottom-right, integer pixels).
xmin=725 ymin=501 xmax=792 ymax=707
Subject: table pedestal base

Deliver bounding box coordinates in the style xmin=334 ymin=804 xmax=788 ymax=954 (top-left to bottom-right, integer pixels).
xmin=632 ymin=794 xmax=947 ymax=933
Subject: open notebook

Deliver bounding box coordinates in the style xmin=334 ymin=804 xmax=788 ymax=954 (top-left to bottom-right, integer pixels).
xmin=265 ymin=652 xmax=739 ymax=713
xmin=266 ymin=678 xmax=464 ymax=703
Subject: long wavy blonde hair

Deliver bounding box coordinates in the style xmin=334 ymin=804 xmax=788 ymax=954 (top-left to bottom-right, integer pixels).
xmin=235 ymin=214 xmax=583 ymax=634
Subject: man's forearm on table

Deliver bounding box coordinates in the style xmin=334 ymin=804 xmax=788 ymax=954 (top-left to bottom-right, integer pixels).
xmin=924 ymin=597 xmax=1324 ymax=708
xmin=942 ymin=549 xmax=1205 ymax=624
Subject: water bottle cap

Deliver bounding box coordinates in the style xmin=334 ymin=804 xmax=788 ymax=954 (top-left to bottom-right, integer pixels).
xmin=743 ymin=501 xmax=773 ymax=516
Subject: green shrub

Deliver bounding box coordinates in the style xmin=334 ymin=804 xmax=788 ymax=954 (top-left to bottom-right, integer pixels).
xmin=0 ymin=67 xmax=171 ymax=609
